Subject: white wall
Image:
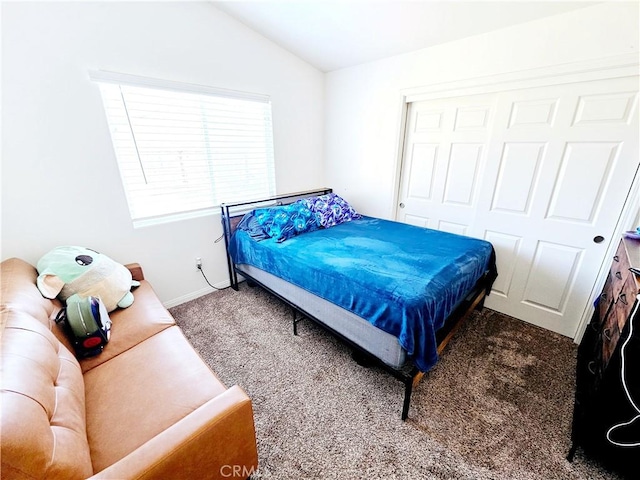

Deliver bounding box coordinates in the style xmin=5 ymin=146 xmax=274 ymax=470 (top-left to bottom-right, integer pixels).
xmin=324 ymin=2 xmax=640 ymax=219
xmin=1 ymin=2 xmax=324 ymax=305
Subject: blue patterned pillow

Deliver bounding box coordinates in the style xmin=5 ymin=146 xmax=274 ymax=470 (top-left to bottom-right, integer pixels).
xmin=254 ymin=202 xmax=318 ymax=242
xmin=235 ymin=211 xmax=271 ymax=241
xmin=302 ymin=193 xmax=360 ymax=228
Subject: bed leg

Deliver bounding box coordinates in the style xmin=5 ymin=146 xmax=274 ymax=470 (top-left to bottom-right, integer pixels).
xmin=292 ymin=307 xmax=306 ymax=336
xmin=566 ymin=443 xmax=577 ymax=462
xmin=402 ymin=379 xmax=413 ymax=420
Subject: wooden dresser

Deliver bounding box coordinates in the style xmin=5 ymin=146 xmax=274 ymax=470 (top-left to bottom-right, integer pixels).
xmin=568 ymin=236 xmax=640 ymax=476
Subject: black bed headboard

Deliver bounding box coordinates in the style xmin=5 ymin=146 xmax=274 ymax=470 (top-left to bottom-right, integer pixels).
xmin=220 ymin=188 xmax=332 ymax=289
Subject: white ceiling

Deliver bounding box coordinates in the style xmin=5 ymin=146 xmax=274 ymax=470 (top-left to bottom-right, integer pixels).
xmin=211 ymin=1 xmax=598 ymax=72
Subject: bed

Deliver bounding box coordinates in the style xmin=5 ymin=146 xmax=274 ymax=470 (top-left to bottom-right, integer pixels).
xmin=221 ymin=188 xmax=497 ymax=419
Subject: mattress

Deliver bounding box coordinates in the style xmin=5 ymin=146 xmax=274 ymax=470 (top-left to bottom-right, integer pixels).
xmin=237 ymin=263 xmax=407 ymax=368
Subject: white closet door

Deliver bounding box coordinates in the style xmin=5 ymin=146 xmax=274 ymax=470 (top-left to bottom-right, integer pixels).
xmin=397 ymin=76 xmax=639 ymax=337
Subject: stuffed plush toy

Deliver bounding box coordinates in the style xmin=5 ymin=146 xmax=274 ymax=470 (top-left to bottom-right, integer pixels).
xmin=36 ymin=246 xmax=140 ymax=312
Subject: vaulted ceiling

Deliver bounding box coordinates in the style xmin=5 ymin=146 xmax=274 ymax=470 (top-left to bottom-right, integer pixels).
xmin=211 ymin=1 xmax=598 ymax=72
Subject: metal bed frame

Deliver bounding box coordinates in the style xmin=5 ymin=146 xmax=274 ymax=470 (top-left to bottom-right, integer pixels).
xmin=221 ymin=188 xmax=491 ymax=420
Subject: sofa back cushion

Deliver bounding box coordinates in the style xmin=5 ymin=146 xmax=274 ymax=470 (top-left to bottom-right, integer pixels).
xmin=1 ymin=258 xmax=60 ymax=324
xmin=1 ymin=259 xmax=93 ymax=480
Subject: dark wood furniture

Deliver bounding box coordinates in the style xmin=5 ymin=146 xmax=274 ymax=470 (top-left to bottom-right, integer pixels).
xmin=568 ymin=236 xmax=640 ymax=477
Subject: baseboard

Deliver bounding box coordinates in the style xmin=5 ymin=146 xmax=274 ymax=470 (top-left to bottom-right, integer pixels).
xmin=163 ymin=280 xmax=231 ymax=308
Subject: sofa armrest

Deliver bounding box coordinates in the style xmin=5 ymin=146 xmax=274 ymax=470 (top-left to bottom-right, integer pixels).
xmin=125 ymin=263 xmax=145 ymax=282
xmin=88 ymin=385 xmax=258 ymax=480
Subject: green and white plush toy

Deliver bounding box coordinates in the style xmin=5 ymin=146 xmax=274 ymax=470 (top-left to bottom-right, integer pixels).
xmin=36 ymin=246 xmax=140 ymax=312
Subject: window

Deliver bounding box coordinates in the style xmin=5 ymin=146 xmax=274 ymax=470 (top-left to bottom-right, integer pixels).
xmin=91 ymin=71 xmax=276 ymax=227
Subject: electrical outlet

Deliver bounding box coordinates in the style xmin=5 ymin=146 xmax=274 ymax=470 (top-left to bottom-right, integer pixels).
xmin=195 ymin=257 xmax=202 ymax=269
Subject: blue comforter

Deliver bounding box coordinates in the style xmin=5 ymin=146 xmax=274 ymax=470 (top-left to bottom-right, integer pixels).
xmin=229 ymin=216 xmax=496 ymax=372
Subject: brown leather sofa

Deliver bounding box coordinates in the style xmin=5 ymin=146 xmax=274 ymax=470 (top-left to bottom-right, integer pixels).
xmin=1 ymin=258 xmax=259 ymax=480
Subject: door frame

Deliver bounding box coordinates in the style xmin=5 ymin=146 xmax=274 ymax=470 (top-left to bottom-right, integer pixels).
xmin=392 ymin=53 xmax=640 ymax=342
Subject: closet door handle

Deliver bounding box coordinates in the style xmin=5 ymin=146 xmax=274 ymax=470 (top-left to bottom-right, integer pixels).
xmin=603 ymin=328 xmax=612 ymax=341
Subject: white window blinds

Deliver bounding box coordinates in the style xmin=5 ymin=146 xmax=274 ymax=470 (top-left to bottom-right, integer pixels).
xmin=92 ymin=72 xmax=276 ymax=226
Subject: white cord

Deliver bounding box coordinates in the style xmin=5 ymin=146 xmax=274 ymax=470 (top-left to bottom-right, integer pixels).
xmin=606 ymin=294 xmax=640 ymax=447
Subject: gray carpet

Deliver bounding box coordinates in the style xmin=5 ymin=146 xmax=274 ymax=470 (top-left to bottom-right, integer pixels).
xmin=170 ymin=284 xmax=621 ymax=480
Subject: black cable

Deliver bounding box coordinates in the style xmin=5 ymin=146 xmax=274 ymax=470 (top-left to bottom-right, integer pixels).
xmin=200 ymin=233 xmax=226 ymax=289
xmin=197 ymin=264 xmax=227 ymax=291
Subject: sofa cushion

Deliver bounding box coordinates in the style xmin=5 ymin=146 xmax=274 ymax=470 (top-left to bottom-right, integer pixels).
xmin=0 ymin=258 xmax=81 ymax=358
xmin=1 ymin=258 xmax=62 ymax=327
xmin=83 ymin=325 xmax=228 ymax=473
xmin=78 ymin=280 xmax=175 ymax=373
xmin=1 ymin=310 xmax=93 ymax=480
